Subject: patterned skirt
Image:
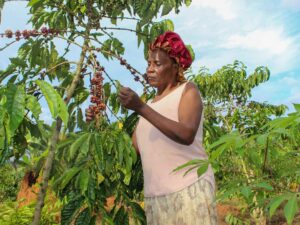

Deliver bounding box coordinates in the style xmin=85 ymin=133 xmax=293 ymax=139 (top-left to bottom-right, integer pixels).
xmin=144 ymin=178 xmax=218 ymax=225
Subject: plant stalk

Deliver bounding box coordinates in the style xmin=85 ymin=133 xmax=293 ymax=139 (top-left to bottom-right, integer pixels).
xmin=31 ymin=38 xmax=89 ymax=225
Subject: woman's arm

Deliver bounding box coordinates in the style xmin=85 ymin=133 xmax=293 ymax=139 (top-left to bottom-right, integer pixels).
xmin=119 ymin=82 xmax=203 ymax=145
xmin=132 ymin=127 xmax=140 ymax=154
xmin=137 ymin=82 xmax=202 ymax=145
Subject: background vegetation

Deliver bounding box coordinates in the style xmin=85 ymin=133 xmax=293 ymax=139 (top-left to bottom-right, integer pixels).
xmin=0 ymin=0 xmax=299 ymax=224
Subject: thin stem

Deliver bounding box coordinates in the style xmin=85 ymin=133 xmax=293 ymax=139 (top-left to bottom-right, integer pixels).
xmin=0 ymin=40 xmax=17 ymax=51
xmin=100 ymin=26 xmax=148 ymax=37
xmin=262 ymin=137 xmax=269 ymax=173
xmin=106 ymin=105 xmax=124 ymax=123
xmin=102 ymin=69 xmax=118 ymax=90
xmin=101 ymin=15 xmax=142 ymax=21
xmin=45 ymin=61 xmax=77 ymax=74
xmin=56 ymin=35 xmax=83 ymax=49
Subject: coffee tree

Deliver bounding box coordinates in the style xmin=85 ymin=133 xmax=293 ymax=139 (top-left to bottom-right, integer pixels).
xmin=0 ymin=0 xmax=192 ymax=224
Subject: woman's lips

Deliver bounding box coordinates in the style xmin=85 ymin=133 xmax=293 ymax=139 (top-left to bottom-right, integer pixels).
xmin=147 ymin=77 xmax=155 ymax=81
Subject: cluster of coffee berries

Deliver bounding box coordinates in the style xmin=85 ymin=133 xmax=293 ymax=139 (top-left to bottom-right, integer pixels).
xmin=1 ymin=27 xmax=61 ymax=41
xmin=86 ymin=68 xmax=106 ymax=122
xmin=88 ymin=46 xmax=149 ymax=89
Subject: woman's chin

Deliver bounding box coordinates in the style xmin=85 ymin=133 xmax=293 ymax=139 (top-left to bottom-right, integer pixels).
xmin=148 ymin=80 xmax=157 ymax=87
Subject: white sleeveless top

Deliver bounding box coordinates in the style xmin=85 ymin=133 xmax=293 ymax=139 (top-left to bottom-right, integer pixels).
xmin=136 ymin=82 xmax=215 ymax=197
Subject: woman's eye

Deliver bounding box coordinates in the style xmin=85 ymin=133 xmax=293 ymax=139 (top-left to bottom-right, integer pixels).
xmin=147 ymin=62 xmax=161 ymax=67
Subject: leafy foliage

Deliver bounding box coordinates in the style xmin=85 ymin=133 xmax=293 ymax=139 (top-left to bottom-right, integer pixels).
xmin=179 ymin=61 xmax=300 ymax=224
xmin=0 ymin=197 xmax=61 ymax=225
xmin=0 ymin=164 xmax=24 ymax=202
xmin=1 ymin=0 xmax=299 ymax=224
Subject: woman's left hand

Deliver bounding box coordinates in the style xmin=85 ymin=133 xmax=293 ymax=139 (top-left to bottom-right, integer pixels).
xmin=118 ymin=86 xmax=145 ymax=111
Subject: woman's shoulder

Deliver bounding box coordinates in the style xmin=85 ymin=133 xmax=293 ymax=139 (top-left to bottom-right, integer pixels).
xmin=182 ymin=81 xmax=200 ymax=95
xmin=180 ymin=81 xmax=202 ymax=105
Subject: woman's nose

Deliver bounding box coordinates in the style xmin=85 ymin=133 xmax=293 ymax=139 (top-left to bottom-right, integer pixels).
xmin=147 ymin=64 xmax=154 ymax=73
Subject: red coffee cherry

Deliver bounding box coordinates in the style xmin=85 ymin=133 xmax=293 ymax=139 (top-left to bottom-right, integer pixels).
xmin=5 ymin=30 xmax=13 ymax=38
xmin=22 ymin=30 xmax=30 ymax=39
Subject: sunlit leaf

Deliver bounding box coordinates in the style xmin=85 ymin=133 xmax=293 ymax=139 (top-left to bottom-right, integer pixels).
xmin=269 ymin=195 xmax=286 ymax=218
xmin=284 ymin=195 xmax=298 ymax=225
xmin=35 ymin=80 xmax=58 ymax=119
xmin=5 ymin=84 xmax=25 ymax=133
xmin=68 ymin=133 xmax=90 ymax=161
xmin=26 ymin=95 xmax=41 ymax=119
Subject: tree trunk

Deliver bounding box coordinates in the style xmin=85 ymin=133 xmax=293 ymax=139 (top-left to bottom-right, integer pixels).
xmin=31 ymin=39 xmax=89 ymax=225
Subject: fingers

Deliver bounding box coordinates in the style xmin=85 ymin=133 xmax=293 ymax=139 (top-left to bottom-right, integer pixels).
xmin=118 ymin=92 xmax=127 ymax=103
xmin=118 ymin=86 xmax=139 ymax=109
xmin=119 ymin=86 xmax=134 ymax=99
xmin=119 ymin=86 xmax=131 ymax=95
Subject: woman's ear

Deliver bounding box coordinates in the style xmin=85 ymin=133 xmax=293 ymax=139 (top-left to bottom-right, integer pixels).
xmin=172 ymin=63 xmax=179 ymax=76
xmin=172 ymin=62 xmax=179 ymax=70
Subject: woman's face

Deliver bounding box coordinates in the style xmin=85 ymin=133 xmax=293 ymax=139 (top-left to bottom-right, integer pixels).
xmin=146 ymin=49 xmax=178 ymax=88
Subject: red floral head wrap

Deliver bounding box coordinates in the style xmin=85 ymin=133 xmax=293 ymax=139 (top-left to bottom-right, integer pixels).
xmin=149 ymin=31 xmax=193 ymax=71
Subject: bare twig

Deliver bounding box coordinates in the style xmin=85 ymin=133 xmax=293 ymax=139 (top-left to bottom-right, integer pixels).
xmin=0 ymin=40 xmax=17 ymax=51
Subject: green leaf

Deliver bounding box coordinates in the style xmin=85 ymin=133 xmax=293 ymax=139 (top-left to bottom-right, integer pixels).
xmin=68 ymin=133 xmax=90 ymax=161
xmin=78 ymin=169 xmax=89 ymax=195
xmin=35 ymin=80 xmax=58 ymax=119
xmin=87 ymin=175 xmax=96 ymax=202
xmin=210 ymin=142 xmax=229 ymax=160
xmin=117 ymin=135 xmax=124 ymax=164
xmin=94 ymin=134 xmax=104 ymax=171
xmin=9 ymin=57 xmax=27 ymax=68
xmin=183 ymin=165 xmax=199 ymax=177
xmin=269 ymin=195 xmax=286 ymax=218
xmin=80 ymin=5 xmax=87 ymax=13
xmin=197 ymin=161 xmax=209 ymax=177
xmin=0 ymin=113 xmax=11 ymax=164
xmin=26 ymin=95 xmax=41 ymax=119
xmin=109 ymin=93 xmax=120 ymax=114
xmin=0 ymin=64 xmax=17 ymax=83
xmin=293 ymin=103 xmax=300 ymax=112
xmin=28 ymin=0 xmax=42 ymax=7
xmin=61 ymin=195 xmax=84 ymax=225
xmin=130 ymin=202 xmax=146 ymax=223
xmin=5 ymin=84 xmax=25 ymax=133
xmin=96 ymin=172 xmax=105 ymax=185
xmin=284 ymin=195 xmax=298 ymax=225
xmin=240 ymin=186 xmax=252 ymax=199
xmin=173 ymin=159 xmax=203 ymax=172
xmin=60 ymin=167 xmax=81 ymax=190
xmin=103 ymin=83 xmax=111 ymax=104
xmin=255 ymin=182 xmax=273 ymax=191
xmin=161 ymin=3 xmax=173 ymax=16
xmin=0 ymin=95 xmax=6 ymax=106
xmin=75 ymin=208 xmax=91 ymax=225
xmin=56 ymin=91 xmax=69 ymax=125
xmin=185 ymin=0 xmax=192 ymax=6
xmin=186 ymin=44 xmax=195 ymax=61
xmin=163 ymin=19 xmax=174 ymax=31
xmin=77 ymin=108 xmax=84 ymax=129
xmin=114 ymin=206 xmax=129 ymax=225
xmin=257 ymin=134 xmax=268 ymax=145
xmin=88 ymin=216 xmax=96 ymax=225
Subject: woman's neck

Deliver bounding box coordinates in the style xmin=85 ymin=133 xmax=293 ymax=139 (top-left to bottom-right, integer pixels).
xmin=156 ymin=80 xmax=180 ymax=96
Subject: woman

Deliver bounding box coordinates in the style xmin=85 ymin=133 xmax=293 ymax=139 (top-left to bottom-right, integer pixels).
xmin=119 ymin=31 xmax=217 ymax=225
